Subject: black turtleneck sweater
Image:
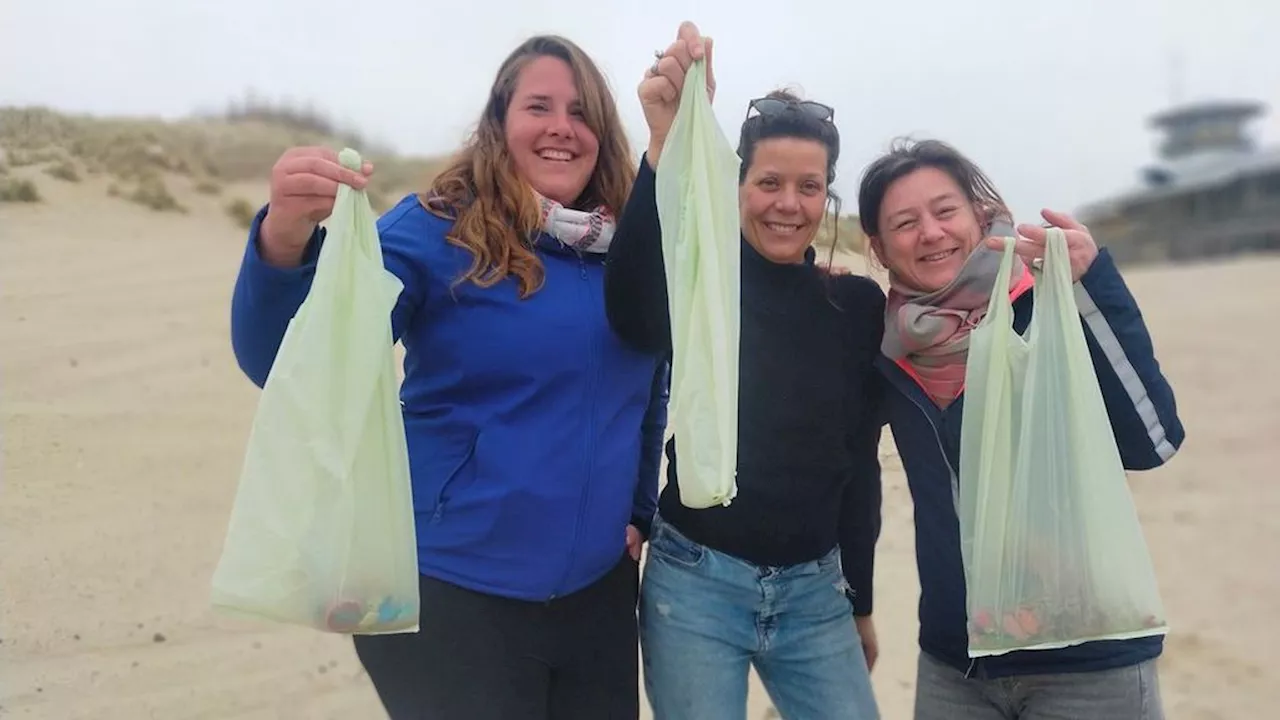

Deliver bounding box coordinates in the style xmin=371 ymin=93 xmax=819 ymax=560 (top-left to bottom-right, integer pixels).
xmin=604 ymin=157 xmax=886 ymax=616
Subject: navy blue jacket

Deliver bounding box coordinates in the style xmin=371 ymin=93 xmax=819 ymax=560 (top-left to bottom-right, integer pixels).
xmin=231 ymin=196 xmax=670 ymax=602
xmin=876 ymin=248 xmax=1184 ymax=678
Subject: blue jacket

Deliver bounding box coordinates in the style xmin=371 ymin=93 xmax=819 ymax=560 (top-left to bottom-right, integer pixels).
xmin=230 ymin=195 xmax=670 ymax=602
xmin=876 ymin=248 xmax=1185 ymax=679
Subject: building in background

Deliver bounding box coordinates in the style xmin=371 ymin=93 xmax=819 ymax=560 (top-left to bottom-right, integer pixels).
xmin=1077 ymin=99 xmax=1280 ymax=265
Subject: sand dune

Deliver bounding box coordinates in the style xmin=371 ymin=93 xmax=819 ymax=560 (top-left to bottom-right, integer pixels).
xmin=2 ymin=157 xmax=1277 ymax=719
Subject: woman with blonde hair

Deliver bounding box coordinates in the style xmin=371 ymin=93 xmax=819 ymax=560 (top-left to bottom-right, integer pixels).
xmin=228 ymin=34 xmax=670 ymax=719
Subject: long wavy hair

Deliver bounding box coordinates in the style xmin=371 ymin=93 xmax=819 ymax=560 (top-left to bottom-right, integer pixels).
xmin=421 ymin=35 xmax=635 ymax=298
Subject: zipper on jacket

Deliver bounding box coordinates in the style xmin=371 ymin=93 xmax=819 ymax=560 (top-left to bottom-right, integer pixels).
xmin=550 ymin=257 xmax=596 ymax=600
xmin=882 ymin=359 xmax=961 ymax=482
xmin=902 ymin=391 xmax=960 ymax=509
xmin=901 ymin=382 xmax=978 ymax=678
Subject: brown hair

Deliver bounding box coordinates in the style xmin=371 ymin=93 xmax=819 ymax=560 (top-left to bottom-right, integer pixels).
xmin=737 ymin=88 xmax=844 ymax=273
xmin=856 ymin=137 xmax=1011 ymax=239
xmin=737 ymin=89 xmax=840 ymax=187
xmin=421 ymin=35 xmax=635 ymax=298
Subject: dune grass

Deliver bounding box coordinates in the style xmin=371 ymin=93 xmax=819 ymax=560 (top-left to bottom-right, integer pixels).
xmin=0 ymin=103 xmax=446 ymax=215
xmin=0 ymin=176 xmax=41 ymax=203
xmin=0 ymin=99 xmax=864 ymax=256
xmin=814 ymin=211 xmax=868 ymax=260
xmin=224 ymin=198 xmax=258 ymax=229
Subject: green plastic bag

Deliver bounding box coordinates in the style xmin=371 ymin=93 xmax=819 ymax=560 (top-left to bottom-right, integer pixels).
xmin=210 ymin=148 xmax=420 ymax=635
xmin=654 ymin=57 xmax=741 ymax=509
xmin=958 ymin=229 xmax=1167 ymax=657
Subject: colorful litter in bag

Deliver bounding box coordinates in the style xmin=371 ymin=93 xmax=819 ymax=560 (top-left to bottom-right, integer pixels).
xmin=654 ymin=55 xmax=741 ymax=509
xmin=958 ymin=229 xmax=1167 ymax=657
xmin=210 ymin=148 xmax=420 ymax=635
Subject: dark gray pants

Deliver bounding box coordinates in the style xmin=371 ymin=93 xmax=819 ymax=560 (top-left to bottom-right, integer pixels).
xmin=353 ymin=556 xmax=640 ymax=720
xmin=914 ymin=651 xmax=1164 ymax=720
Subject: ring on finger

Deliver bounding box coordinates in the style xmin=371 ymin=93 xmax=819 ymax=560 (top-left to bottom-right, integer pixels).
xmin=649 ymin=49 xmax=662 ymax=76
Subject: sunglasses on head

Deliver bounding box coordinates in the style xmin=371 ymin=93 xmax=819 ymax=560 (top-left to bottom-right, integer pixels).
xmin=746 ymin=97 xmax=835 ymax=122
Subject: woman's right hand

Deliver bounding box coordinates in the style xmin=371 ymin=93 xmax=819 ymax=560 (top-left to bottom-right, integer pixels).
xmin=638 ymin=21 xmax=714 ymax=170
xmin=259 ymin=146 xmax=373 ymax=267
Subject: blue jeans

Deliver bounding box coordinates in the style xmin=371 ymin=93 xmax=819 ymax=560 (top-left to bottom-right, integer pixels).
xmin=639 ymin=513 xmax=879 ymax=720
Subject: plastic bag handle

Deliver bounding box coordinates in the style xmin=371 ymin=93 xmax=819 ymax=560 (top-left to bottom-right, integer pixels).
xmin=1026 ymin=227 xmax=1072 ymax=336
xmin=981 ymin=236 xmax=1018 ymax=328
xmin=338 ymin=148 xmax=362 ymax=172
xmin=1040 ymin=226 xmax=1071 ymax=296
xmin=658 ymin=58 xmax=712 ymax=169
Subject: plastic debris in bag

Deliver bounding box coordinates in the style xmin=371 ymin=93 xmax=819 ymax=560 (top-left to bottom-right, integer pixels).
xmin=958 ymin=229 xmax=1167 ymax=657
xmin=654 ymin=55 xmax=741 ymax=509
xmin=210 ymin=148 xmax=420 ymax=635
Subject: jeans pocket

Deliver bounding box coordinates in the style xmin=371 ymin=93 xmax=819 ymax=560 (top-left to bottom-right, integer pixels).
xmin=648 ymin=516 xmax=706 ymax=568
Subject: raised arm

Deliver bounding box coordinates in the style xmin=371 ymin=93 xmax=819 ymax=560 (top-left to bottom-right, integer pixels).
xmin=606 ymin=21 xmax=714 ymax=355
xmin=1002 ymin=209 xmax=1185 ymax=471
xmin=603 ymin=158 xmax=673 ymax=355
xmin=229 ymin=206 xmax=320 ymax=387
xmin=1074 ymin=247 xmax=1185 ymax=470
xmin=230 ymin=192 xmax=429 ymax=388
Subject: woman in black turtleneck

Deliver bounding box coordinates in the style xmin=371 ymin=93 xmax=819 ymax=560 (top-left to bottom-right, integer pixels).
xmin=604 ymin=22 xmax=886 ymax=720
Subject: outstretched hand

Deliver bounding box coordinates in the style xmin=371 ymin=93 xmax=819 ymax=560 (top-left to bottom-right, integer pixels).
xmin=261 ymin=146 xmax=374 ymax=267
xmin=638 ymin=21 xmax=715 ymax=169
xmin=986 ymin=208 xmax=1099 ymax=282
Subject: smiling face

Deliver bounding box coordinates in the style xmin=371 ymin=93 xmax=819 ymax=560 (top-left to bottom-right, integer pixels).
xmin=739 ymin=137 xmax=830 ymax=264
xmin=870 ymin=166 xmax=986 ymax=292
xmin=504 ymin=55 xmax=600 ymax=207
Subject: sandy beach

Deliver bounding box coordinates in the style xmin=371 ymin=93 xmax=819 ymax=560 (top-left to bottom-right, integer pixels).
xmin=2 ymin=157 xmax=1277 ymax=719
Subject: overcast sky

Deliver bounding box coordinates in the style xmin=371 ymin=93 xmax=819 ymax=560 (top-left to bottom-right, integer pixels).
xmin=3 ymin=0 xmax=1276 ymax=222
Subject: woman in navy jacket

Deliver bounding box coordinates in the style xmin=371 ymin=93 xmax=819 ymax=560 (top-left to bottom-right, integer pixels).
xmin=856 ymin=138 xmax=1184 ymax=720
xmin=228 ymin=35 xmax=669 ymax=720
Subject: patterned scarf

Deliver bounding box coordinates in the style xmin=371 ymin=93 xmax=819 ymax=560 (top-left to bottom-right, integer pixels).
xmin=881 ymin=241 xmax=1028 ymax=408
xmin=534 ymin=192 xmax=616 ymax=255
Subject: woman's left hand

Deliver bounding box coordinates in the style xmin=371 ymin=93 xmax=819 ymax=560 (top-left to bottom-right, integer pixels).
xmin=986 ymin=208 xmax=1099 ymax=282
xmin=855 ymin=614 xmax=879 ymax=671
xmin=626 ymin=524 xmax=644 ymax=561
xmin=639 ymin=21 xmax=713 ymax=169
